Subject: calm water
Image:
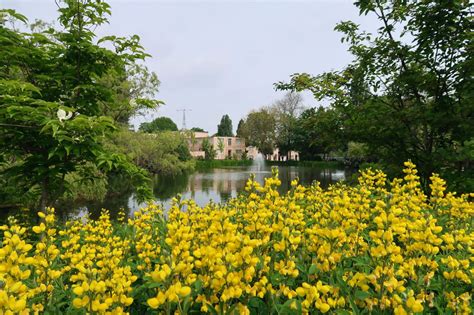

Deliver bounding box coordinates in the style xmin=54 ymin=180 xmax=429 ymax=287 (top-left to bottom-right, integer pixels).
xmin=51 ymin=164 xmax=352 ymax=221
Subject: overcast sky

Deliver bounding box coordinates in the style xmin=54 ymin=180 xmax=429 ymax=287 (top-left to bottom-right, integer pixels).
xmin=5 ymin=0 xmax=379 ymax=133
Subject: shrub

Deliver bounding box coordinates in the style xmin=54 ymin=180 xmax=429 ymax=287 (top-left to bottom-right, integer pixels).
xmin=106 ymin=129 xmax=195 ymax=176
xmin=0 ymin=162 xmax=472 ymax=314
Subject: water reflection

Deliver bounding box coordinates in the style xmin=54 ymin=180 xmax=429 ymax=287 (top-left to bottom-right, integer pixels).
xmin=57 ymin=165 xmax=352 ymax=220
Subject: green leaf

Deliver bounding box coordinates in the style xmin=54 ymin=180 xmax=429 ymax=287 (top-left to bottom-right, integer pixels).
xmin=0 ymin=9 xmax=28 ymax=23
xmin=205 ymin=303 xmax=219 ymax=315
xmin=146 ymin=282 xmax=162 ymax=289
xmin=225 ymin=303 xmax=238 ymax=315
xmin=193 ymin=279 xmax=203 ymax=293
xmin=248 ymin=297 xmax=268 ymax=313
xmin=354 ymin=290 xmax=370 ymax=300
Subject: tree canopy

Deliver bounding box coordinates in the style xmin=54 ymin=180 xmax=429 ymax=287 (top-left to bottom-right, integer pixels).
xmin=201 ymin=138 xmax=216 ymax=160
xmin=292 ymin=107 xmax=344 ymax=160
xmin=237 ymin=93 xmax=303 ymax=158
xmin=238 ymin=109 xmax=276 ymax=156
xmin=190 ymin=127 xmax=205 ymax=132
xmin=139 ymin=117 xmax=178 ymax=133
xmin=273 ymin=92 xmax=304 ymax=158
xmin=236 ymin=119 xmax=245 ymax=138
xmin=276 ymin=0 xmax=473 ymax=191
xmin=106 ymin=128 xmax=193 ymax=176
xmin=216 ymin=114 xmax=233 ymax=137
xmin=0 ymin=1 xmax=161 ymax=208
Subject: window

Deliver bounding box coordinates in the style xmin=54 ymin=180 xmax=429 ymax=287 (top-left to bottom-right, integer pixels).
xmin=228 ymin=138 xmax=232 ymax=145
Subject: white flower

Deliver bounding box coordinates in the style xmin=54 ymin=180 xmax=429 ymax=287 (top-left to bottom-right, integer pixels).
xmin=57 ymin=108 xmax=73 ymax=122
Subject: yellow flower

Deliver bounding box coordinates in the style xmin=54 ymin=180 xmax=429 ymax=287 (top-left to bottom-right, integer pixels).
xmin=406 ymin=296 xmax=424 ymax=313
xmin=0 ymin=163 xmax=472 ymax=314
xmin=394 ymin=305 xmax=407 ymax=315
xmin=147 ymin=298 xmax=160 ymax=309
xmin=73 ymin=286 xmax=83 ymax=296
xmin=296 ymin=287 xmax=305 ymax=297
xmin=11 ymin=299 xmax=26 ymax=312
xmin=32 ymin=223 xmax=46 ymax=234
xmin=316 ymin=302 xmax=330 ymax=313
xmin=72 ymin=296 xmax=89 ymax=308
xmin=412 ymin=301 xmax=424 ymax=313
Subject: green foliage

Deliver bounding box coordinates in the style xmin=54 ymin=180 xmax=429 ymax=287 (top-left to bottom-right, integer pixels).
xmin=0 ymin=160 xmax=39 ymax=209
xmin=201 ymin=138 xmax=216 ymax=160
xmin=238 ymin=93 xmax=303 ymax=158
xmin=276 ymin=0 xmax=473 ymax=191
xmin=175 ymin=140 xmax=193 ymax=162
xmin=441 ymin=139 xmax=474 ymax=193
xmin=139 ymin=116 xmax=178 ymax=133
xmin=195 ymin=159 xmax=253 ymax=169
xmin=61 ymin=163 xmax=108 ymax=202
xmin=236 ymin=119 xmax=245 ymax=138
xmin=190 ymin=127 xmax=205 ymax=132
xmin=0 ymin=2 xmax=159 ymax=208
xmin=266 ymin=160 xmax=342 ymax=168
xmin=239 ymin=109 xmax=276 ymax=155
xmin=98 ymin=64 xmax=162 ymax=124
xmin=217 ymin=138 xmax=225 ymax=153
xmin=106 ymin=129 xmax=194 ymax=177
xmin=293 ymin=107 xmax=345 ymax=160
xmin=273 ymin=92 xmax=303 ymax=157
xmin=216 ymin=114 xmax=233 ymax=137
xmin=346 ymin=142 xmax=370 ymax=162
xmin=4 ymin=163 xmax=472 ymax=314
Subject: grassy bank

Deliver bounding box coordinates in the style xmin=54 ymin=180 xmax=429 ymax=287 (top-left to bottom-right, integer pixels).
xmin=195 ymin=159 xmax=344 ymax=169
xmin=266 ymin=160 xmax=345 ymax=168
xmin=195 ymin=159 xmax=253 ymax=169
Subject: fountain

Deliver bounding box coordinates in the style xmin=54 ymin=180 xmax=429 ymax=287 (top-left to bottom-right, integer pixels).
xmin=252 ymin=153 xmax=265 ymax=172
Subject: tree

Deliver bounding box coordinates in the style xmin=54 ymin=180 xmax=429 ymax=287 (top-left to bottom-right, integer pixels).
xmin=190 ymin=127 xmax=205 ymax=132
xmin=240 ymin=109 xmax=276 ymax=156
xmin=99 ymin=63 xmax=162 ymax=124
xmin=0 ymin=1 xmax=157 ymax=209
xmin=105 ymin=129 xmax=194 ymax=176
xmin=217 ymin=114 xmax=233 ymax=137
xmin=139 ymin=117 xmax=178 ymax=133
xmin=217 ymin=138 xmax=225 ymax=154
xmin=346 ymin=141 xmax=370 ymax=165
xmin=293 ymin=106 xmax=345 ymax=160
xmin=236 ymin=119 xmax=245 ymax=138
xmin=201 ymin=138 xmax=216 ymax=160
xmin=272 ymin=92 xmax=304 ymax=159
xmin=276 ymin=0 xmax=473 ymax=191
xmin=273 ymin=91 xmax=304 ymax=118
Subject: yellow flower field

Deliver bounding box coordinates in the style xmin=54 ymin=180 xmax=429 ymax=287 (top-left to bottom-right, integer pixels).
xmin=0 ymin=162 xmax=473 ymax=314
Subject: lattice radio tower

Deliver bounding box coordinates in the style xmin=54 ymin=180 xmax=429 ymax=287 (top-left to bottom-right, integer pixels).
xmin=176 ymin=108 xmax=191 ymax=130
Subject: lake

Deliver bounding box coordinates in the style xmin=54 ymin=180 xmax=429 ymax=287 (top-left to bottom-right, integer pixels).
xmin=53 ymin=164 xmax=353 ymax=221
